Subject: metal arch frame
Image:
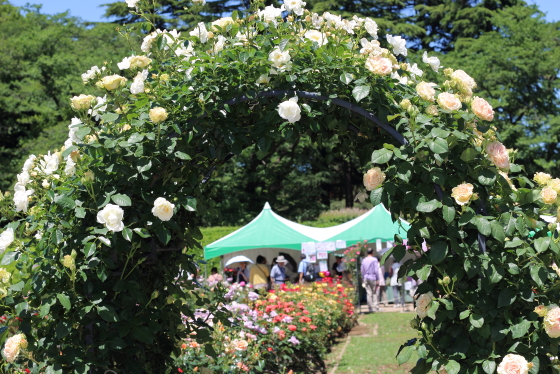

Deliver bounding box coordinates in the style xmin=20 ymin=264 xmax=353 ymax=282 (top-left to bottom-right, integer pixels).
xmin=213 ymin=89 xmax=487 ymax=254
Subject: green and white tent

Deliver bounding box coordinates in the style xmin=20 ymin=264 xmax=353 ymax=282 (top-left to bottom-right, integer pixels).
xmin=204 ymin=203 xmax=410 ymax=261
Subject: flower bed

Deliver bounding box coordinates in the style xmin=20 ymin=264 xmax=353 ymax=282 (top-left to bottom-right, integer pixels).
xmin=174 ymin=278 xmax=356 ymax=373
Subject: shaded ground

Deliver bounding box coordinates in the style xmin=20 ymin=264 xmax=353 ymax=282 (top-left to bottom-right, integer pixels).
xmin=326 ymin=307 xmax=417 ymax=374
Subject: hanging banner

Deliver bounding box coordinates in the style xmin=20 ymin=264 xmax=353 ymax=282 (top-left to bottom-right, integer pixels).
xmin=317 ymin=251 xmax=328 ymax=260
xmin=319 ymin=260 xmax=328 ymax=272
xmin=301 ymin=242 xmax=316 ymax=255
xmin=335 ymin=240 xmax=347 ymax=249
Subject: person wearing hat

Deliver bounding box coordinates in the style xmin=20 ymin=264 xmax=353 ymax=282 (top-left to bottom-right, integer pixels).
xmin=270 ymin=255 xmax=288 ymax=285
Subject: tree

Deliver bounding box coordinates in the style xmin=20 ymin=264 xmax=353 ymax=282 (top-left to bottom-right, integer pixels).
xmin=440 ymin=5 xmax=560 ymax=176
xmin=0 ymin=1 xmax=135 ymax=191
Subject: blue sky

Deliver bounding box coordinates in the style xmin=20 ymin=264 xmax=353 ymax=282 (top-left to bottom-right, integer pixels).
xmin=7 ymin=0 xmax=560 ymax=23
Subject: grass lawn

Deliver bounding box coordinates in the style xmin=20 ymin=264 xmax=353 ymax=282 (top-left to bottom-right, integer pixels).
xmin=326 ymin=311 xmax=418 ymax=374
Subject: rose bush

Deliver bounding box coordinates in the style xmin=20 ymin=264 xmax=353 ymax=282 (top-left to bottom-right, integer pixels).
xmin=0 ymin=0 xmax=559 ymax=372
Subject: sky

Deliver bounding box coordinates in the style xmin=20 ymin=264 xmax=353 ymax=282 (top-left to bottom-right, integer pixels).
xmin=6 ymin=0 xmax=560 ymax=23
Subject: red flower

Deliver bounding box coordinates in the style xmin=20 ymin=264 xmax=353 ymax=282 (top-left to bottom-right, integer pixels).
xmin=268 ymin=347 xmax=273 ymax=351
xmin=288 ymin=325 xmax=297 ymax=331
xmin=310 ymin=325 xmax=317 ymax=330
xmin=178 ymin=369 xmax=183 ymax=373
xmin=25 ymin=370 xmax=31 ymax=374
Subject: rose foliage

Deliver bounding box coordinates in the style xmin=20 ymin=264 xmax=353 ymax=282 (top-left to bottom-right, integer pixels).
xmin=0 ymin=0 xmax=560 ymax=373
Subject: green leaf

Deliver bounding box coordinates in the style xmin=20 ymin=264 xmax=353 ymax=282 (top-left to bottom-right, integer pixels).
xmin=445 ymin=360 xmax=460 ymax=374
xmin=475 ymin=217 xmax=492 ymax=236
xmin=534 ymin=237 xmax=551 ymax=253
xmin=132 ymin=326 xmax=154 ymax=344
xmin=482 ymin=360 xmax=496 ymax=374
xmin=278 ymin=38 xmax=289 ymax=51
xmin=460 ymin=148 xmax=478 ymax=162
xmin=490 ymin=221 xmax=505 ymax=243
xmin=133 ymin=228 xmax=151 ymax=238
xmin=470 ymin=313 xmax=484 ymax=328
xmin=530 ymin=265 xmax=547 ymax=287
xmin=427 ymin=299 xmax=439 ymax=319
xmin=428 ymin=138 xmax=448 ymax=154
xmin=128 ymin=133 xmax=144 ymax=144
xmin=61 ymin=145 xmax=77 ymax=158
xmin=122 ymin=227 xmax=133 ymax=242
xmin=478 ymin=169 xmax=496 ymax=186
xmin=111 ymin=194 xmax=131 ymax=207
xmin=101 ymin=112 xmax=119 ymax=123
xmin=205 ymin=343 xmax=217 ymax=358
xmin=175 ymin=151 xmax=191 ymax=160
xmin=430 ymin=242 xmax=447 ymax=265
xmin=459 ymin=310 xmax=471 ymax=320
xmin=497 ymin=287 xmax=517 ymax=308
xmin=416 ymin=265 xmax=431 ymax=281
xmin=397 ymin=345 xmax=413 ymax=365
xmin=54 ymin=195 xmax=76 ymax=209
xmin=511 ymin=320 xmax=531 ymax=339
xmin=155 ymin=225 xmax=171 ymax=245
xmin=505 ymin=238 xmax=523 ymax=248
xmin=57 ymin=293 xmax=71 ymax=312
xmin=370 ymin=188 xmax=383 ymax=206
xmin=442 ymin=205 xmax=456 ymax=224
xmin=458 ymin=211 xmax=474 ymax=225
xmin=97 ymin=305 xmax=119 ymax=322
xmin=371 ymin=148 xmax=393 ymax=164
xmin=83 ymin=243 xmax=96 ymax=258
xmin=0 ymin=251 xmax=17 ymax=265
xmin=76 ymin=126 xmax=91 ymax=140
xmin=416 ymin=199 xmax=442 ymax=213
xmin=339 ymin=72 xmax=354 ymax=85
xmin=352 ymin=85 xmax=370 ymax=103
xmin=185 ymin=197 xmax=197 ymax=212
xmin=416 ymin=113 xmax=432 ymax=124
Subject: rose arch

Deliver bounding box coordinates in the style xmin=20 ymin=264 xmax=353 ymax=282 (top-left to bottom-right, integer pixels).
xmin=0 ymin=1 xmax=559 ymax=373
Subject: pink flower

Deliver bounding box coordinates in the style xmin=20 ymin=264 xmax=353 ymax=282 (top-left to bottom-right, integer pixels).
xmin=471 ymin=97 xmax=494 ymax=121
xmin=437 ymin=92 xmax=461 ymax=111
xmin=239 ymin=281 xmax=246 ymax=287
xmin=486 ymin=142 xmax=509 ymax=170
xmin=365 ymin=56 xmax=393 ymax=76
xmin=497 ymin=353 xmax=530 ymax=374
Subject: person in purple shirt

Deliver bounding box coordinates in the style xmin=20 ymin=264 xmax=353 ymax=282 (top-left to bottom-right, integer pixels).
xmin=361 ymin=248 xmax=381 ymax=313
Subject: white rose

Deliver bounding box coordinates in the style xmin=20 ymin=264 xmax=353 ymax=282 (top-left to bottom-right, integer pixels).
xmin=415 ymin=292 xmax=433 ymax=319
xmin=364 ymin=18 xmax=378 ymax=39
xmin=64 ymin=158 xmax=76 ymax=176
xmin=422 ymin=51 xmax=441 ymax=73
xmin=38 ymin=151 xmax=61 ymax=175
xmin=277 ymin=97 xmax=301 ymax=123
xmin=89 ymin=96 xmax=107 ymax=121
xmin=282 ymin=0 xmax=306 ymax=16
xmin=17 ymin=172 xmax=30 ymax=186
xmin=416 ymin=82 xmax=436 ymax=102
xmin=125 ymin=0 xmax=140 ymax=7
xmin=13 ymin=184 xmax=33 ymax=213
xmin=152 ymin=197 xmax=176 ymax=221
xmin=130 ymin=70 xmax=149 ymax=94
xmin=42 ymin=179 xmax=50 ymax=189
xmin=213 ymin=35 xmax=227 ymax=53
xmin=258 ymin=5 xmax=283 ymax=24
xmin=192 ymin=0 xmax=206 ymax=4
xmin=386 ymin=34 xmax=407 ymax=56
xmin=304 ymin=30 xmax=328 ymax=46
xmin=211 ymin=17 xmax=234 ymax=32
xmin=81 ymin=66 xmax=100 ymax=83
xmin=268 ymin=49 xmax=291 ymax=68
xmin=0 ymin=228 xmax=15 ymax=252
xmin=311 ymin=13 xmax=324 ymax=29
xmin=97 ymin=204 xmax=125 ymax=232
xmin=190 ymin=23 xmax=208 ymax=43
xmin=22 ymin=155 xmax=36 ymax=172
xmin=141 ymin=33 xmax=157 ymax=52
xmin=407 ymin=63 xmax=423 ymax=78
xmin=117 ymin=56 xmax=132 ymax=70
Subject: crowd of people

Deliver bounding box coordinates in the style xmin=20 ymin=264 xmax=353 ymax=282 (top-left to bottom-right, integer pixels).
xmin=204 ymin=249 xmax=418 ymax=311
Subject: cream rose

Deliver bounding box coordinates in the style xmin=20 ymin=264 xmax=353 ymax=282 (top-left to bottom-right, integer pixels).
xmin=304 ymin=30 xmax=328 ymax=46
xmin=2 ymin=333 xmax=26 ymax=363
xmin=534 ymin=304 xmax=548 ymax=317
xmin=541 ymin=187 xmax=557 ymax=204
xmin=415 ymin=292 xmax=433 ymax=319
xmin=152 ymin=197 xmax=175 ymax=221
xmin=548 ymin=178 xmax=560 ymax=193
xmin=486 ymin=142 xmax=510 ymax=170
xmin=149 ymin=107 xmax=169 ymax=123
xmin=0 ymin=268 xmax=10 ymax=284
xmin=277 ymin=97 xmax=301 ymax=123
xmin=437 ymin=92 xmax=461 ymax=111
xmin=256 ymin=74 xmax=271 ymax=85
xmin=101 ymin=75 xmax=127 ymax=91
xmin=70 ymin=94 xmax=96 ymax=110
xmin=534 ymin=172 xmax=552 ymax=185
xmin=129 ymin=55 xmax=152 ymax=69
xmin=416 ymin=82 xmax=436 ymax=102
xmin=363 ymin=167 xmax=386 ymax=191
xmin=0 ymin=228 xmax=15 ymax=252
xmin=471 ymin=97 xmax=494 ymax=121
xmin=426 ymin=105 xmax=439 ymax=116
xmin=211 ymin=17 xmax=234 ymax=31
xmin=232 ymin=339 xmax=249 ymax=351
xmin=451 ymin=183 xmax=474 ymax=206
xmin=268 ymin=49 xmax=291 ymax=68
xmin=451 ymin=70 xmax=476 ymax=96
xmin=497 ymin=354 xmax=530 ymax=374
xmin=365 ymin=56 xmax=392 ymax=76
xmin=544 ymin=306 xmax=560 ymax=338
xmin=97 ymin=204 xmax=125 ymax=232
